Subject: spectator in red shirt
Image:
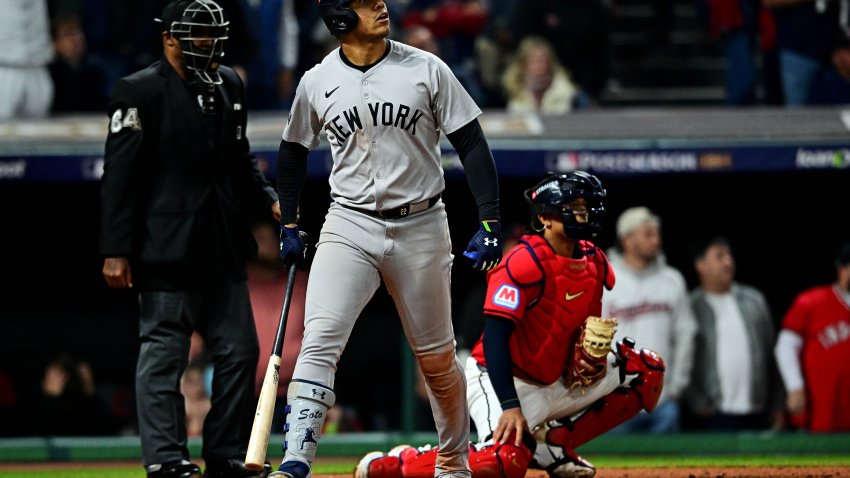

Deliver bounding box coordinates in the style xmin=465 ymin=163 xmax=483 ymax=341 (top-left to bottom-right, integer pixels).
xmin=774 ymin=241 xmax=850 ymax=431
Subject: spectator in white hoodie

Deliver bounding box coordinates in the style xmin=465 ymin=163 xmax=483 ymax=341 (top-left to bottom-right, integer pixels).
xmin=602 ymin=206 xmax=698 ymax=433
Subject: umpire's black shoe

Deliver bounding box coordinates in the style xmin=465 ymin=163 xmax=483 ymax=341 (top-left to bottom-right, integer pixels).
xmin=146 ymin=460 xmax=203 ymax=478
xmin=204 ymin=458 xmax=272 ymax=478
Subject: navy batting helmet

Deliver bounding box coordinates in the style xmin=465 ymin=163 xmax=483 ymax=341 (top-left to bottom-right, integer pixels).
xmin=318 ymin=0 xmax=358 ymax=36
xmin=524 ymin=171 xmax=607 ymax=240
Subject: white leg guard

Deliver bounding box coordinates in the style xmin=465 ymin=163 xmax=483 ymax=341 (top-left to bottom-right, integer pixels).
xmin=276 ymin=379 xmax=336 ymax=478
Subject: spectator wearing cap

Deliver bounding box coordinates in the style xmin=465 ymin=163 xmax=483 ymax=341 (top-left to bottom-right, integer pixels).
xmin=601 ymin=206 xmax=698 ymax=433
xmin=774 ymin=242 xmax=850 ymax=432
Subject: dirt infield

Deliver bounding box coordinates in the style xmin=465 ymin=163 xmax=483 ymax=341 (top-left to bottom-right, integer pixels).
xmin=3 ymin=462 xmax=847 ymax=477
xmin=313 ymin=457 xmax=849 ymax=478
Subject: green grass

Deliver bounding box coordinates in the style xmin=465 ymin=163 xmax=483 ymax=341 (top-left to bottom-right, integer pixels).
xmin=3 ymin=434 xmax=850 ymax=477
xmin=3 ymin=455 xmax=849 ymax=478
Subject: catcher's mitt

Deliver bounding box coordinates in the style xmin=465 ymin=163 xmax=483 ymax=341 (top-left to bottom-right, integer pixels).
xmin=565 ymin=316 xmax=618 ymax=390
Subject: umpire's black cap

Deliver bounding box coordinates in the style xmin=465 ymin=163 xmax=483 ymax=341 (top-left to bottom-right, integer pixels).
xmin=155 ymin=0 xmax=193 ymax=32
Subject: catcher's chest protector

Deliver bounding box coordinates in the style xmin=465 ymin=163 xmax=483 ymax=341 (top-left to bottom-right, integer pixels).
xmin=508 ymin=236 xmax=609 ymax=384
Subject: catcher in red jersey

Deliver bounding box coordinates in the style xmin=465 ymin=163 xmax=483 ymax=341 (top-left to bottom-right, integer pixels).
xmin=355 ymin=172 xmax=667 ymax=478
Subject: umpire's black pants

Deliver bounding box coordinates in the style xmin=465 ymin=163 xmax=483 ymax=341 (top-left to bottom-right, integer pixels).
xmin=136 ymin=280 xmax=259 ymax=466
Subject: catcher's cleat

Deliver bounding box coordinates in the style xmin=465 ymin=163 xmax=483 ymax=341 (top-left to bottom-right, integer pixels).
xmin=270 ymin=461 xmax=310 ymax=478
xmin=543 ymin=451 xmax=596 ymax=478
xmin=354 ymin=451 xmax=401 ymax=478
xmin=532 ymin=422 xmax=597 ymax=478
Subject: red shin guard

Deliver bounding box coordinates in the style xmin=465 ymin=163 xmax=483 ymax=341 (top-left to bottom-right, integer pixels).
xmin=356 ymin=452 xmax=402 ymax=478
xmin=469 ymin=441 xmax=532 ymax=478
xmin=541 ymin=337 xmax=666 ymax=451
xmin=359 ymin=441 xmax=532 ymax=478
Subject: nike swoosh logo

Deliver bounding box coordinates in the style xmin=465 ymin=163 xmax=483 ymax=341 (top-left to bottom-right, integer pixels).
xmin=325 ymin=86 xmax=340 ymax=98
xmin=565 ymin=290 xmax=585 ymax=301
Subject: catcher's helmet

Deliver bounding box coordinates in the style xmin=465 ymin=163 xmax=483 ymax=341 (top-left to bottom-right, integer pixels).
xmin=157 ymin=0 xmax=229 ymax=84
xmin=524 ymin=171 xmax=607 ymax=240
xmin=318 ymin=0 xmax=359 ymax=36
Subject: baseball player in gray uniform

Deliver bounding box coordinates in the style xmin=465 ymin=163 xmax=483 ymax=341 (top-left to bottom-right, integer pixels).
xmin=270 ymin=1 xmax=503 ymax=478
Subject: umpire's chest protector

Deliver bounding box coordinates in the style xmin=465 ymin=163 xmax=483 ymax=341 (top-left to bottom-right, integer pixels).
xmin=505 ymin=236 xmax=612 ymax=384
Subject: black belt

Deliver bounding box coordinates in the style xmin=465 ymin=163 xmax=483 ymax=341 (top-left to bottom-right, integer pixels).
xmin=339 ymin=195 xmax=441 ymax=219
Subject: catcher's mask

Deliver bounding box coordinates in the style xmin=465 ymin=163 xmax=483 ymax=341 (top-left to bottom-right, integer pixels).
xmin=524 ymin=171 xmax=607 ymax=240
xmin=158 ymin=0 xmax=229 ymax=85
xmin=318 ymin=0 xmax=359 ymax=36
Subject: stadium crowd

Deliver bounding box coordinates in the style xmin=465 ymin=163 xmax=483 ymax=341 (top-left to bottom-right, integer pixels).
xmin=4 ymin=0 xmax=850 ymax=121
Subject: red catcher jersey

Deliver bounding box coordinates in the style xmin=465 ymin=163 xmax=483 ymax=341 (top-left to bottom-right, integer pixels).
xmin=472 ymin=235 xmax=614 ymax=384
xmin=782 ymin=285 xmax=850 ymax=432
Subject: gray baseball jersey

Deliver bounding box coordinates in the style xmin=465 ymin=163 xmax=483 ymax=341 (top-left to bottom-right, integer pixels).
xmin=282 ymin=40 xmax=481 ymax=211
xmin=282 ymin=41 xmax=479 ymax=477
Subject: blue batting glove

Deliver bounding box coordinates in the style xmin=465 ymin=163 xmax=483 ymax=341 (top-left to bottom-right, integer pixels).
xmin=280 ymin=225 xmax=307 ymax=268
xmin=463 ymin=221 xmax=503 ymax=271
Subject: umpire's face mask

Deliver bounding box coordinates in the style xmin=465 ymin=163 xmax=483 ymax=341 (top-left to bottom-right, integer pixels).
xmin=170 ymin=1 xmax=229 ymax=84
xmin=180 ymin=28 xmax=227 ymax=84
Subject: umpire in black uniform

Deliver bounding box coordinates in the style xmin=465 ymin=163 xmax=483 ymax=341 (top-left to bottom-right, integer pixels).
xmin=99 ymin=1 xmax=279 ymax=477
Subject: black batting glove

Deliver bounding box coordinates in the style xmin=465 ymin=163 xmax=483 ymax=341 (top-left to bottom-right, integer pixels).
xmin=463 ymin=221 xmax=503 ymax=271
xmin=280 ymin=225 xmax=307 ymax=268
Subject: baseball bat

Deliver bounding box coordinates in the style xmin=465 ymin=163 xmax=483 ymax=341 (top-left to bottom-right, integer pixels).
xmin=245 ymin=261 xmax=299 ymax=470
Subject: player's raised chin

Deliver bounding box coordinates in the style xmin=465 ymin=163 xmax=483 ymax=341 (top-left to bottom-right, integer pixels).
xmin=350 ymin=0 xmax=390 ymax=38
